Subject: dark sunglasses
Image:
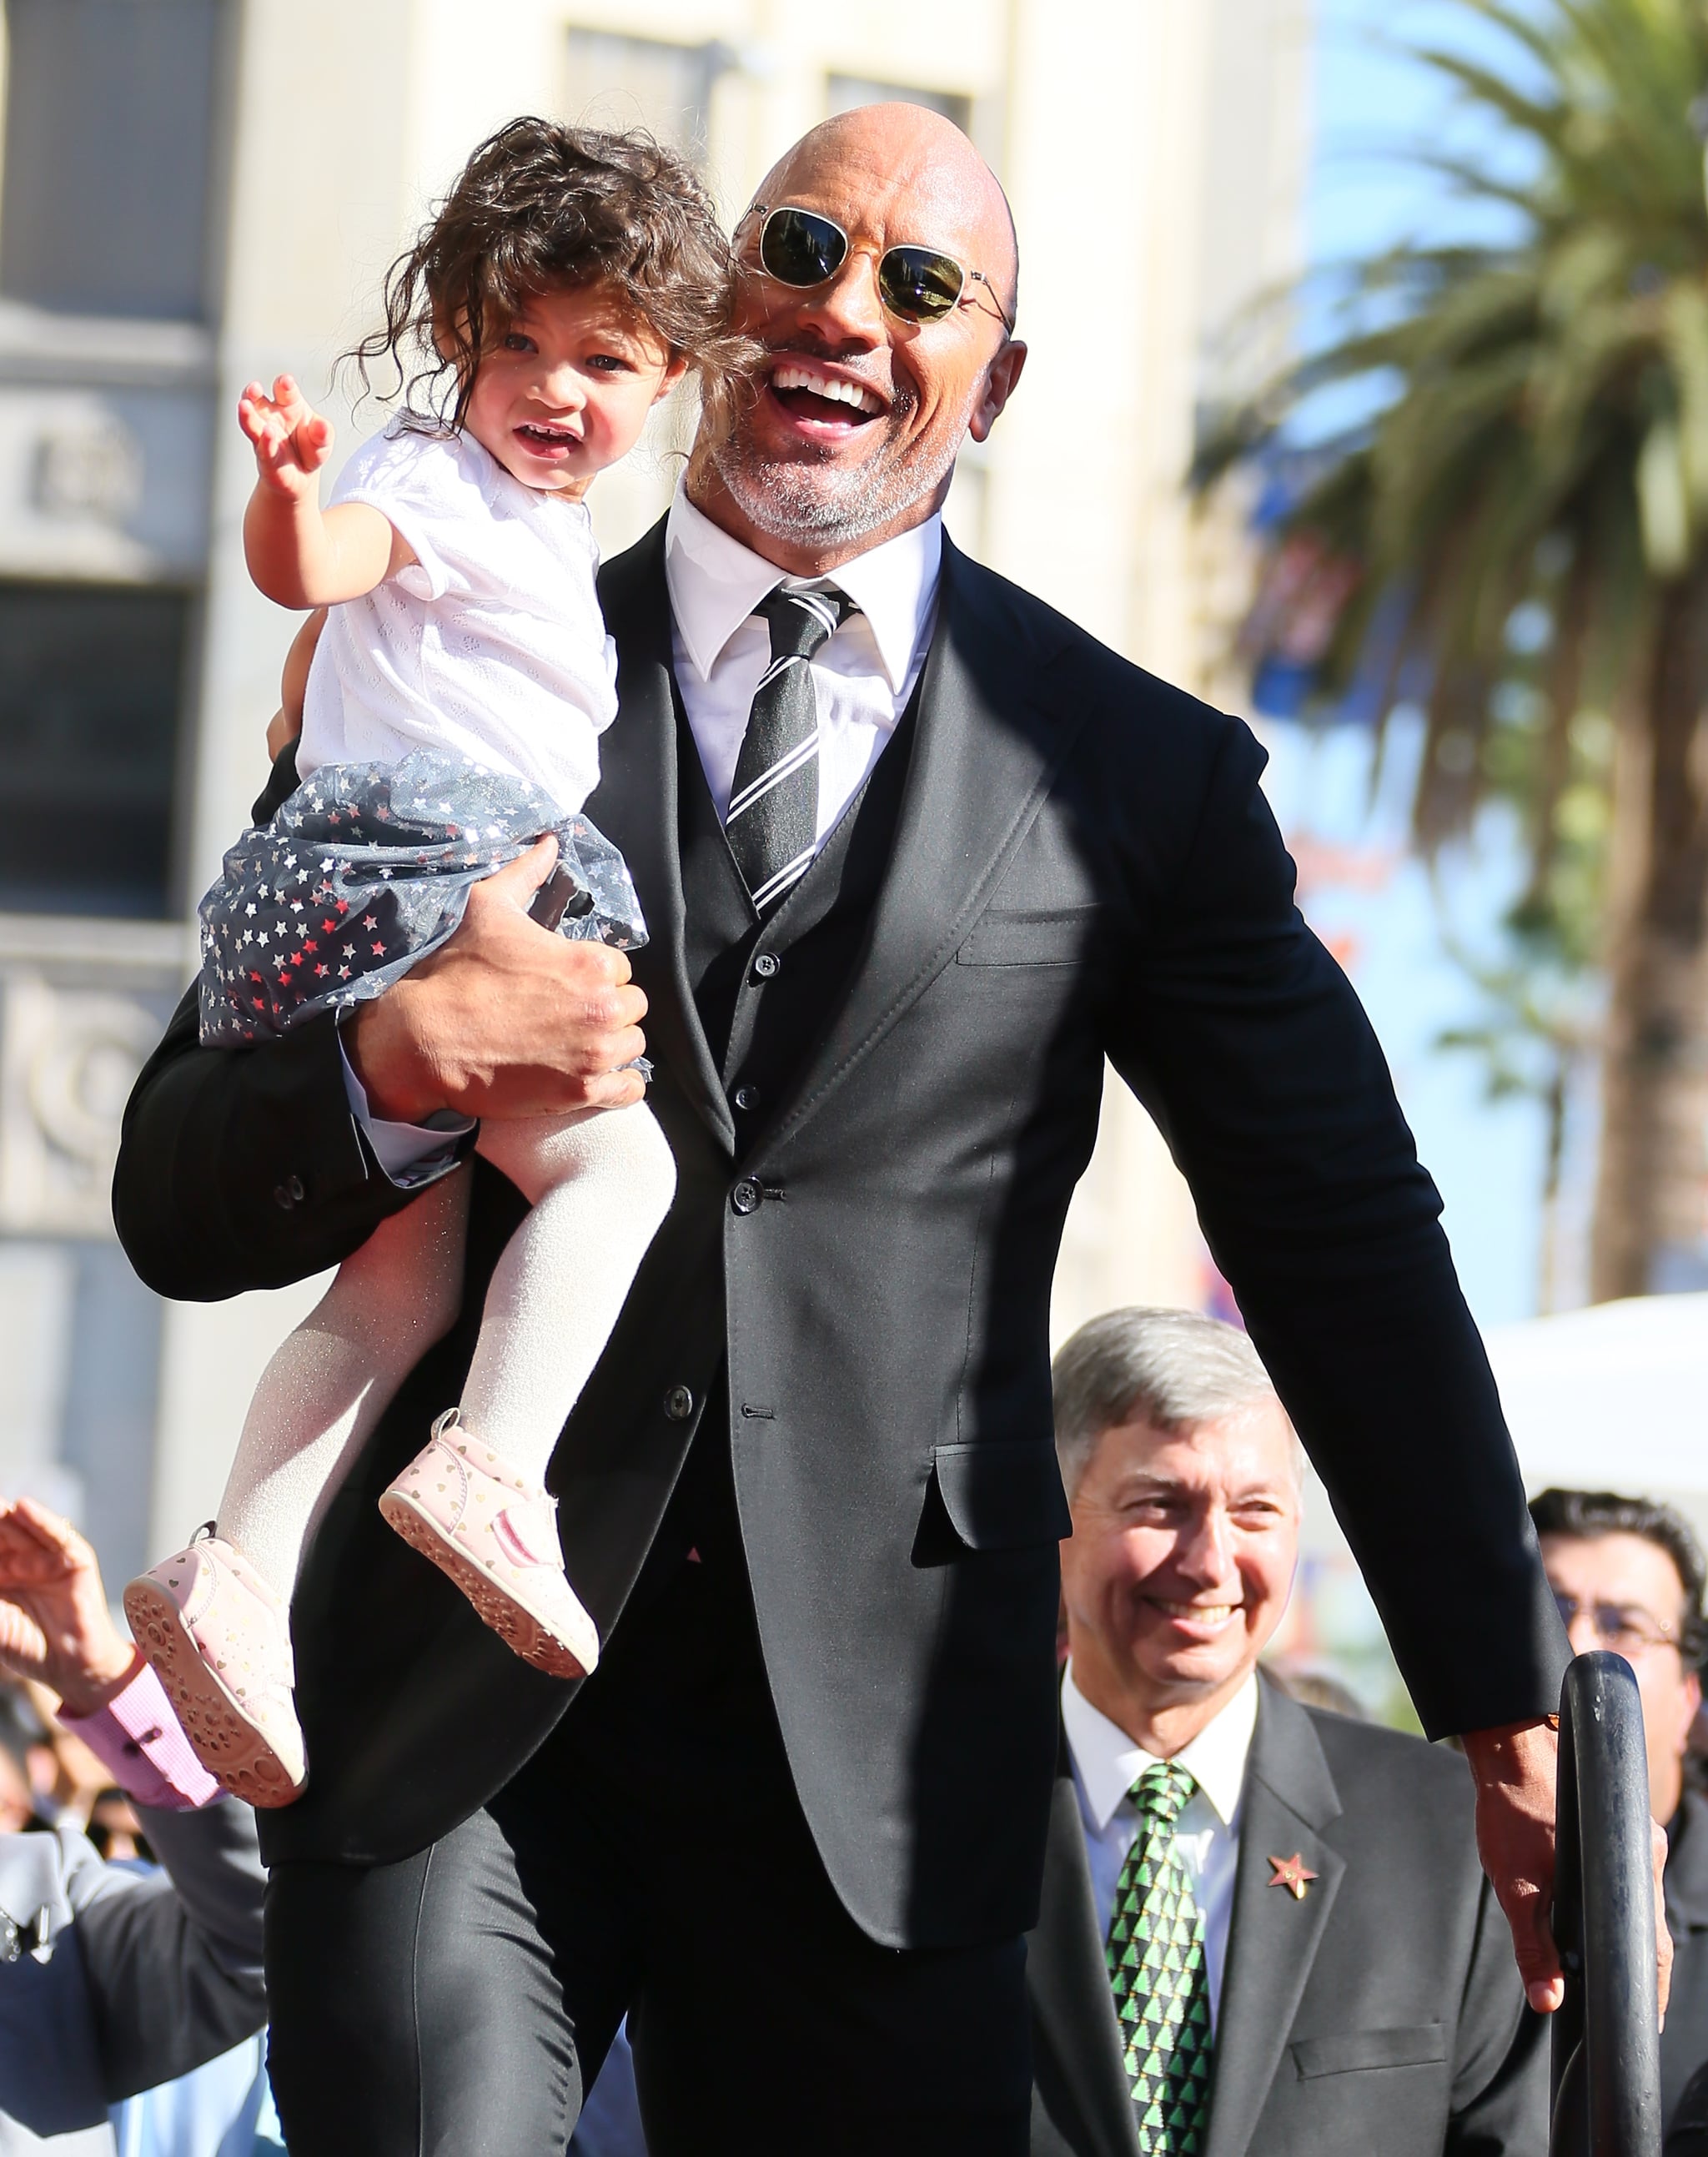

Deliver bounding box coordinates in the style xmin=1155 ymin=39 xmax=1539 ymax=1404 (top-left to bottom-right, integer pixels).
xmin=746 ymin=204 xmax=1015 ymax=336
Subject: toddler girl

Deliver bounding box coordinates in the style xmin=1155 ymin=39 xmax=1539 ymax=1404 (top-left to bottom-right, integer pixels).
xmin=123 ymin=118 xmax=746 ymax=1805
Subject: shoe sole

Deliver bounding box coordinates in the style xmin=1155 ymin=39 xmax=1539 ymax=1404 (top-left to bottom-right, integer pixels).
xmin=122 ymin=1576 xmax=307 ymax=1809
xmin=379 ymin=1489 xmax=596 ymax=1681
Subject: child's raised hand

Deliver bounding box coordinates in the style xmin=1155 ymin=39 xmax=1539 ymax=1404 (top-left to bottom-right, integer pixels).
xmin=239 ymin=374 xmax=334 ymax=495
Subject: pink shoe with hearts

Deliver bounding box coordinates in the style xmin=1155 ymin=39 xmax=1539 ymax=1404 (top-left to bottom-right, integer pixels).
xmin=123 ymin=1530 xmax=307 ymax=1808
xmin=379 ymin=1410 xmax=599 ymax=1680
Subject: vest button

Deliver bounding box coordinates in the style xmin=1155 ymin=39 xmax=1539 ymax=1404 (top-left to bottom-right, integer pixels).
xmin=733 ymin=1084 xmax=761 ymax=1112
xmin=731 ymin=1178 xmax=762 ymax=1215
xmin=663 ymin=1385 xmax=695 ymax=1421
xmin=751 ymin=952 xmax=780 ymax=981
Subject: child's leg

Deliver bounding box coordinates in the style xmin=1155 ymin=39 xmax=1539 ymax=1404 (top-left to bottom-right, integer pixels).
xmin=127 ymin=1170 xmax=470 ymax=1806
xmin=457 ymin=1102 xmax=676 ymax=1484
xmin=217 ymin=1168 xmax=471 ymax=1595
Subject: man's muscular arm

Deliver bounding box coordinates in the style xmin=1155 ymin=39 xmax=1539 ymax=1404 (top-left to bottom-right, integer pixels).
xmin=114 ymin=844 xmax=647 ymax=1301
xmin=1103 ymin=705 xmax=1581 ymax=2009
xmin=117 ymin=593 xmax=649 ymax=1298
xmin=115 ymin=984 xmax=392 ymax=1300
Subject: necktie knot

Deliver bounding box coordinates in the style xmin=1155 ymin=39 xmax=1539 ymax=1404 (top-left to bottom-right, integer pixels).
xmin=1132 ymin=1759 xmax=1197 ymax=1830
xmin=756 ymin=582 xmax=857 ymax=661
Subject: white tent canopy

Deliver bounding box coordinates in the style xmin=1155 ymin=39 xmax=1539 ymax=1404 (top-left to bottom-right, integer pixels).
xmin=1482 ymin=1293 xmax=1708 ymax=1531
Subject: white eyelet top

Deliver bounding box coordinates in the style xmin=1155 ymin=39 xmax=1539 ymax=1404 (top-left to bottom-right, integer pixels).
xmin=297 ymin=423 xmax=619 ymax=817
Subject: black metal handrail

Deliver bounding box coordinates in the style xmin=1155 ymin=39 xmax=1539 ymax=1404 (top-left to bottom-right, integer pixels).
xmin=1550 ymin=1651 xmax=1661 ymax=2156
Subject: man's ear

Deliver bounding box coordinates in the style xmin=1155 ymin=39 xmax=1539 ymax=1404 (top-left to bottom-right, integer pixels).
xmin=968 ymin=339 xmax=1027 ymax=445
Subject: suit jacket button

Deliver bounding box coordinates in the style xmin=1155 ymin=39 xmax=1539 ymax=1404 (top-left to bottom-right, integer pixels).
xmin=663 ymin=1385 xmax=695 ymax=1421
xmin=733 ymin=1084 xmax=760 ymax=1111
xmin=751 ymin=952 xmax=780 ymax=981
xmin=273 ymin=1174 xmax=305 ymax=1209
xmin=731 ymin=1178 xmax=762 ymax=1215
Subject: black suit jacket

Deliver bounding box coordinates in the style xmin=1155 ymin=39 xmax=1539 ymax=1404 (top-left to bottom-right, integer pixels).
xmin=113 ymin=520 xmax=1566 ymax=1950
xmin=1662 ymin=1785 xmax=1708 ymax=2129
xmin=1028 ymin=1678 xmax=1549 ymax=2157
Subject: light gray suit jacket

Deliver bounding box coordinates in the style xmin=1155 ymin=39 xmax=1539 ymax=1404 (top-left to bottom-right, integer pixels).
xmin=0 ymin=1800 xmax=267 ymax=2154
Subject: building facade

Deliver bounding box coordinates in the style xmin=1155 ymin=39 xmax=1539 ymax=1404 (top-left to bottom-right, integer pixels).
xmin=0 ymin=0 xmax=1310 ymax=1582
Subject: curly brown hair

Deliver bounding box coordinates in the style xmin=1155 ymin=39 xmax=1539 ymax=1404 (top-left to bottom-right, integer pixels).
xmin=344 ymin=118 xmax=751 ymax=440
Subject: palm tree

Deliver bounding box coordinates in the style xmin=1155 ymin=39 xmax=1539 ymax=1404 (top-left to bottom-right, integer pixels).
xmin=1208 ymin=0 xmax=1708 ymax=1300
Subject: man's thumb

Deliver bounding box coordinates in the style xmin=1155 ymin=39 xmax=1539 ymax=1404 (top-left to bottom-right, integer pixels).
xmin=486 ymin=834 xmax=560 ymax=903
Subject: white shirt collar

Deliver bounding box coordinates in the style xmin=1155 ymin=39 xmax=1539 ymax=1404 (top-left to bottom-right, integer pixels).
xmin=664 ymin=478 xmax=942 ymax=695
xmin=1061 ymin=1665 xmax=1259 ymax=1836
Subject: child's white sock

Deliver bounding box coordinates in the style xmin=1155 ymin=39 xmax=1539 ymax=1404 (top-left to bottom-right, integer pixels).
xmin=215 ymin=1170 xmax=470 ymax=1594
xmin=460 ymin=1102 xmax=676 ymax=1487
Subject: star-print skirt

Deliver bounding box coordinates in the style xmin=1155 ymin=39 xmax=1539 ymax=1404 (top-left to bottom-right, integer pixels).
xmin=196 ymin=752 xmax=647 ymax=1047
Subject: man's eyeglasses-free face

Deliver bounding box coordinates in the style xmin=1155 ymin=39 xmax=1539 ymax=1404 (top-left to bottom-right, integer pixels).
xmin=744 ymin=204 xmax=1017 ymax=337
xmin=1552 ymin=1591 xmax=1681 ymax=1656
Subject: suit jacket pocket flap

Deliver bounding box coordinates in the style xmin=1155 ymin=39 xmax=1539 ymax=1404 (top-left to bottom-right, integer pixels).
xmin=1291 ymin=2024 xmax=1447 ymax=2079
xmin=932 ymin=1441 xmax=1073 ymax=1549
xmin=953 ymin=907 xmax=1098 ymax=966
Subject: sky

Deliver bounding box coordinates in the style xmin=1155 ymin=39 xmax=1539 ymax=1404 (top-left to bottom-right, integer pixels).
xmin=1268 ymin=0 xmax=1567 ymax=1330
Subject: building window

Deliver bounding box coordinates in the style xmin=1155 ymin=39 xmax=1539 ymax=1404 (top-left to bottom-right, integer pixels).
xmin=564 ymin=28 xmax=720 ymax=163
xmin=0 ymin=582 xmax=191 ymax=918
xmin=826 ymin=76 xmax=972 ymax=134
xmin=0 ymin=0 xmax=225 ymax=321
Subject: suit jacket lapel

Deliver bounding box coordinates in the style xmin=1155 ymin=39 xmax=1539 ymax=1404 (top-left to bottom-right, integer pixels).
xmin=755 ymin=536 xmax=1079 ymax=1159
xmin=1031 ymin=1750 xmax=1144 ymax=2157
xmin=1203 ymin=1682 xmax=1346 ymax=2157
xmin=593 ymin=520 xmax=735 ymax=1152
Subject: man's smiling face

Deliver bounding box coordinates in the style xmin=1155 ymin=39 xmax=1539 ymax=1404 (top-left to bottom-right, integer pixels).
xmin=1061 ymin=1401 xmax=1301 ymax=1732
xmin=691 ymin=103 xmax=1026 ymax=571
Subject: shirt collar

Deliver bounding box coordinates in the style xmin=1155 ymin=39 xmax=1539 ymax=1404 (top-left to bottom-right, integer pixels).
xmin=664 ymin=478 xmax=942 ymax=695
xmin=1061 ymin=1665 xmax=1259 ymax=1837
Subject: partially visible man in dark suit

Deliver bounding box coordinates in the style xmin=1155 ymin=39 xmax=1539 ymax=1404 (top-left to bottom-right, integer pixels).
xmin=1532 ymin=1487 xmax=1708 ymax=2134
xmin=1668 ymin=2059 xmax=1708 ymax=2155
xmin=115 ymin=102 xmax=1583 ymax=2155
xmin=1029 ymin=1309 xmax=1547 ymax=2157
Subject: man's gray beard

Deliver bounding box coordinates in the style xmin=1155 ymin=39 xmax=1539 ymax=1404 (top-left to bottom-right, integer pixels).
xmin=709 ymin=395 xmax=972 ymax=546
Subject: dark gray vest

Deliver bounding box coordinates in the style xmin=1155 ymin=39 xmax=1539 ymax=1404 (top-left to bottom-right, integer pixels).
xmin=675 ymin=679 xmax=921 ymax=1149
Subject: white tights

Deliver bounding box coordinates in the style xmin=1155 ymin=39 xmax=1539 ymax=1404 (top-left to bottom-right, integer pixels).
xmin=214 ymin=1102 xmax=676 ymax=1596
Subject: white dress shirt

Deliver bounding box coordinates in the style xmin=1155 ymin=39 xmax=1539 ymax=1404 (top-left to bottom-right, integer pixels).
xmin=346 ymin=480 xmax=945 ymax=1179
xmin=664 ymin=478 xmax=941 ymax=837
xmin=1060 ymin=1666 xmax=1259 ymax=2030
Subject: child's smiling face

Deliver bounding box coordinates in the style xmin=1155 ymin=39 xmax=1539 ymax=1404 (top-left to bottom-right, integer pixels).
xmin=460 ymin=283 xmax=686 ymax=499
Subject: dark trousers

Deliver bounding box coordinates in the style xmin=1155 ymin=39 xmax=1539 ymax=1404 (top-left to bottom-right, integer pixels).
xmin=264 ymin=1436 xmax=1033 ymax=2155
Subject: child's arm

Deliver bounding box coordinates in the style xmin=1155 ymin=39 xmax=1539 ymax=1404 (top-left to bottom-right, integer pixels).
xmin=264 ymin=608 xmax=326 ymax=761
xmin=239 ymin=375 xmax=416 ymax=609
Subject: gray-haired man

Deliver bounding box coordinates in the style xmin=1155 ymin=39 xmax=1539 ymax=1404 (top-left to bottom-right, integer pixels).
xmin=1028 ymin=1307 xmax=1548 ymax=2157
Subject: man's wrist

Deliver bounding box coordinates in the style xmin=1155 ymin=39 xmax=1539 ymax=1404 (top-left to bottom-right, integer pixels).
xmin=339 ymin=1028 xmax=473 ymax=1186
xmin=1460 ymin=1716 xmax=1559 ymax=1780
xmin=345 ymin=989 xmax=441 ymax=1124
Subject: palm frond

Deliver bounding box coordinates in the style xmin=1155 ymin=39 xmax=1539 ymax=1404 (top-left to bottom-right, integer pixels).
xmin=1207 ymin=0 xmax=1708 ymax=1003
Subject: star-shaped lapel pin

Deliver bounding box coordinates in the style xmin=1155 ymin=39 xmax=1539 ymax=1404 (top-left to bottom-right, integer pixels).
xmin=1267 ymin=1852 xmax=1318 ymax=1901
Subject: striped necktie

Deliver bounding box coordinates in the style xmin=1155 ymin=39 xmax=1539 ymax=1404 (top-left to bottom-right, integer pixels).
xmin=1107 ymin=1759 xmax=1214 ymax=2154
xmin=726 ymin=582 xmax=857 ymax=912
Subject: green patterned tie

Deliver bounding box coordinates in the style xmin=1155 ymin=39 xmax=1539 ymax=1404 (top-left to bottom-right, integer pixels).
xmin=1106 ymin=1759 xmax=1214 ymax=2154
